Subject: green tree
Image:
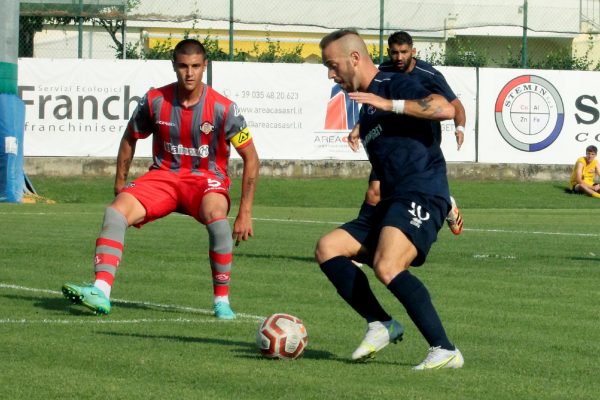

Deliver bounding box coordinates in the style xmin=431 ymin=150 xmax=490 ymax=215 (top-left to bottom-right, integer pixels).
xmin=444 ymin=38 xmax=487 ymax=67
xmin=252 ymin=37 xmax=304 ymax=63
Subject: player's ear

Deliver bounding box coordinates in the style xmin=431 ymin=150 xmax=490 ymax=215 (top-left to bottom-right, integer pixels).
xmin=350 ymin=50 xmax=360 ymax=66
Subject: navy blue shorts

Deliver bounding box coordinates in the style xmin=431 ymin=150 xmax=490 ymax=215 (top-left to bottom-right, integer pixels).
xmin=341 ymin=192 xmax=449 ymax=267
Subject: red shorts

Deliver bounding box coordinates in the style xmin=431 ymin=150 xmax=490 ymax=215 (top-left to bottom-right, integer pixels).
xmin=121 ymin=169 xmax=231 ymax=226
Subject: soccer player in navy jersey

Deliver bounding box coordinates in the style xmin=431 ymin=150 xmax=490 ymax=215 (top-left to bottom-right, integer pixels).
xmin=316 ymin=29 xmax=464 ymax=369
xmin=62 ymin=39 xmax=259 ymax=320
xmin=348 ymin=31 xmax=465 ymax=237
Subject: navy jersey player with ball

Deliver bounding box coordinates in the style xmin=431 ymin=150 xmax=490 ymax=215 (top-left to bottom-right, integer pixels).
xmin=315 ymin=29 xmax=464 ymax=370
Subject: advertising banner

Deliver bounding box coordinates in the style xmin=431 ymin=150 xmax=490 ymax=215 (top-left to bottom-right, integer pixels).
xmin=18 ymin=58 xmax=174 ymax=157
xmin=479 ymin=68 xmax=600 ymax=164
xmin=212 ymin=62 xmax=477 ymax=161
xmin=18 ymin=58 xmax=477 ymax=161
xmin=436 ymin=66 xmax=477 ymax=162
xmin=212 ymin=61 xmax=353 ymax=160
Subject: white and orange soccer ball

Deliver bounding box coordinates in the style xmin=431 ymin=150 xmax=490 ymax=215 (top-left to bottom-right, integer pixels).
xmin=256 ymin=313 xmax=308 ymax=360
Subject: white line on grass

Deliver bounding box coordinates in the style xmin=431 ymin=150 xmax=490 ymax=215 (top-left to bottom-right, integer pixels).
xmin=0 ymin=318 xmax=243 ymax=325
xmin=4 ymin=210 xmax=600 ymax=237
xmin=0 ymin=283 xmax=265 ymax=322
xmin=465 ymin=228 xmax=600 ymax=237
xmin=253 ymin=217 xmax=344 ymax=225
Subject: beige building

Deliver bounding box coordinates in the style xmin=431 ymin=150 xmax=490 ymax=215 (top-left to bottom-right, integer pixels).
xmin=28 ymin=0 xmax=600 ymax=68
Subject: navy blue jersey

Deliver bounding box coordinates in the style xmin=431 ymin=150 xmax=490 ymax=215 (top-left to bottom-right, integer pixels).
xmin=379 ymin=59 xmax=456 ymax=143
xmin=359 ymin=71 xmax=449 ymax=201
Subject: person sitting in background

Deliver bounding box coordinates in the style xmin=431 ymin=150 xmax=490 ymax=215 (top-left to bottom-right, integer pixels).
xmin=569 ymin=145 xmax=600 ymax=198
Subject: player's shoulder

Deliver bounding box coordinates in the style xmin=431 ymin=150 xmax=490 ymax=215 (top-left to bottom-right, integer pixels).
xmin=378 ymin=61 xmax=396 ymax=72
xmin=412 ymin=59 xmax=439 ymax=77
xmin=374 ymin=70 xmax=412 ymax=92
xmin=205 ymin=85 xmax=235 ymax=106
xmin=146 ymin=83 xmax=175 ymax=100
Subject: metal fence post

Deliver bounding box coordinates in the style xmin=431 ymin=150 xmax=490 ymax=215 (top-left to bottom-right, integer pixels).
xmin=229 ymin=0 xmax=234 ymax=61
xmin=521 ymin=0 xmax=528 ymax=68
xmin=379 ymin=0 xmax=384 ymax=64
xmin=78 ymin=0 xmax=83 ymax=58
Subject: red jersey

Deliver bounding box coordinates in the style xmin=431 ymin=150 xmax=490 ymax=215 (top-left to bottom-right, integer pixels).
xmin=127 ymin=83 xmax=251 ymax=179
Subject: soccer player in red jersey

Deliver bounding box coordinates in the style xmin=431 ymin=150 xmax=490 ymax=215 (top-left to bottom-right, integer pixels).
xmin=62 ymin=39 xmax=259 ymax=319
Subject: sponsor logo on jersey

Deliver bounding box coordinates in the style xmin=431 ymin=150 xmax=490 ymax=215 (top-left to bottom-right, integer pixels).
xmin=363 ymin=124 xmax=383 ymax=148
xmin=164 ymin=142 xmax=209 ymax=157
xmin=201 ymin=121 xmax=214 ymax=134
xmin=157 ymin=120 xmax=176 ymax=127
xmin=495 ymin=75 xmax=564 ymax=152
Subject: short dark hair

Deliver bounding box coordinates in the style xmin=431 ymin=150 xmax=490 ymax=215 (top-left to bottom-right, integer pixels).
xmin=319 ymin=28 xmax=360 ymax=50
xmin=172 ymin=39 xmax=206 ymax=62
xmin=388 ymin=31 xmax=413 ymax=47
xmin=586 ymin=145 xmax=598 ymax=154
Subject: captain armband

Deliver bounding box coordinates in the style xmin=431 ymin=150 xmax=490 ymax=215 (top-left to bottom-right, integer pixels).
xmin=230 ymin=127 xmax=253 ymax=149
xmin=392 ymin=100 xmax=405 ymax=114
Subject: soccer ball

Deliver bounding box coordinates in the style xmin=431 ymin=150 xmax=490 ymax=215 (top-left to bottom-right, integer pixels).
xmin=256 ymin=313 xmax=308 ymax=360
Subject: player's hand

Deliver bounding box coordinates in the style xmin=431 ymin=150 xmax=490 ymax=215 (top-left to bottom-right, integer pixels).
xmin=232 ymin=213 xmax=253 ymax=246
xmin=348 ymin=92 xmax=391 ymax=112
xmin=348 ymin=124 xmax=360 ymax=152
xmin=455 ymin=129 xmax=464 ymax=151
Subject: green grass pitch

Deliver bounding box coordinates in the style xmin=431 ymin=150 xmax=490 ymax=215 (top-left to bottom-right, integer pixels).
xmin=1 ymin=177 xmax=599 ymax=399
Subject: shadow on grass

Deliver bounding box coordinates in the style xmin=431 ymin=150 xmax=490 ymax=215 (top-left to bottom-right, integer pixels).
xmin=101 ymin=331 xmax=344 ymax=362
xmin=14 ymin=292 xmax=211 ymax=316
xmin=99 ymin=331 xmax=404 ymax=365
xmin=239 ymin=253 xmax=315 ymax=264
xmin=553 ymin=183 xmax=571 ymax=193
xmin=2 ymin=293 xmax=95 ymax=316
xmin=568 ymin=256 xmax=600 ymax=262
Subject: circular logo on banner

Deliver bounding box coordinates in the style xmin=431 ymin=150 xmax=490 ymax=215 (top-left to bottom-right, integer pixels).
xmin=494 ymin=75 xmax=564 ymax=152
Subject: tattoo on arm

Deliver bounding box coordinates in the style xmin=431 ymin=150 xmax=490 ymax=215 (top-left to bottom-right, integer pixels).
xmin=417 ymin=97 xmax=432 ymax=112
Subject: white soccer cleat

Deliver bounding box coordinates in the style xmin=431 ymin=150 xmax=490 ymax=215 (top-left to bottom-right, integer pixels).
xmin=413 ymin=346 xmax=464 ymax=370
xmin=351 ymin=319 xmax=404 ymax=361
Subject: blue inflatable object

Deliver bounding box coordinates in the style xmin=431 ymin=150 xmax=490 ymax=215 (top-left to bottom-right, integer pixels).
xmin=0 ymin=93 xmax=25 ymax=203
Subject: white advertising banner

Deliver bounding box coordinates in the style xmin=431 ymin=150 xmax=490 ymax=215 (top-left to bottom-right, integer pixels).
xmin=436 ymin=66 xmax=477 ymax=162
xmin=18 ymin=58 xmax=175 ymax=157
xmin=212 ymin=62 xmax=477 ymax=161
xmin=18 ymin=59 xmax=477 ymax=161
xmin=211 ymin=61 xmax=360 ymax=160
xmin=479 ymin=68 xmax=600 ymax=164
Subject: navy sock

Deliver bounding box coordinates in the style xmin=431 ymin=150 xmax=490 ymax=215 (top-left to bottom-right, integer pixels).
xmin=387 ymin=270 xmax=454 ymax=350
xmin=320 ymin=256 xmax=391 ymax=323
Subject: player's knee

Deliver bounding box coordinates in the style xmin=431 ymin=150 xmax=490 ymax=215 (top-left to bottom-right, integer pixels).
xmin=315 ymin=234 xmax=339 ymax=264
xmin=372 ymin=257 xmax=410 ymax=285
xmin=202 ymin=209 xmax=228 ymax=222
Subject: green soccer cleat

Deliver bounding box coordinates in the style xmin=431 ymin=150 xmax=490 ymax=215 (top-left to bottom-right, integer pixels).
xmin=213 ymin=301 xmax=236 ymax=320
xmin=62 ymin=283 xmax=111 ymax=315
